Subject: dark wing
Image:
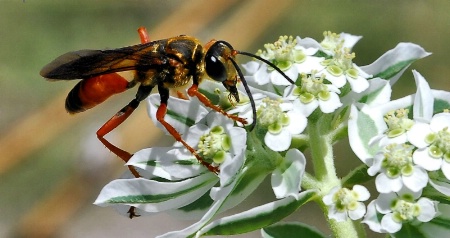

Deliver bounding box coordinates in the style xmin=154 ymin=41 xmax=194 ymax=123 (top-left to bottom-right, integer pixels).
xmin=40 ymin=41 xmax=165 ymax=80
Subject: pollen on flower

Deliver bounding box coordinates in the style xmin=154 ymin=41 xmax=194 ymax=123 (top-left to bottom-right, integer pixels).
xmin=333 ymin=188 xmax=360 ymax=212
xmin=197 ymin=126 xmax=231 ymax=164
xmin=384 ymin=109 xmax=414 ymax=138
xmin=256 ymin=35 xmax=305 ymax=70
xmin=320 ymin=31 xmax=343 ymax=51
xmin=426 ymin=127 xmax=450 ymax=160
xmin=391 ymin=199 xmax=421 ymax=223
xmin=382 ymin=143 xmax=415 ymax=178
xmin=257 ymin=98 xmax=288 ymax=133
xmin=293 ymin=73 xmax=331 ymax=103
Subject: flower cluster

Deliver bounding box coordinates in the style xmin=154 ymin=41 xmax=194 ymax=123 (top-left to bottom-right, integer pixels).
xmin=94 ymin=32 xmax=450 ymax=238
xmin=349 ymin=70 xmax=450 ymax=233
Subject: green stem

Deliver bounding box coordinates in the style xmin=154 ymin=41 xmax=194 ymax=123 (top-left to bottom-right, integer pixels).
xmin=307 ymin=115 xmax=366 ymax=238
xmin=307 ymin=117 xmax=339 ymax=183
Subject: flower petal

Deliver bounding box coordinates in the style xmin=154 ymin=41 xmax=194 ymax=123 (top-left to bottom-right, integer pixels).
xmin=413 ymin=148 xmax=442 ymax=171
xmin=318 ymin=92 xmax=342 ymax=113
xmin=375 ymin=174 xmax=402 ymax=193
xmin=346 ymin=74 xmax=369 ymax=93
xmin=348 ymin=202 xmax=366 ymax=220
xmin=264 ymin=129 xmax=292 ymax=152
xmin=285 ymin=111 xmax=307 ymax=134
xmin=442 ymin=161 xmax=450 ymax=180
xmin=353 ymin=185 xmax=370 ymax=201
xmin=407 ymin=122 xmax=432 ymax=148
xmin=430 ymin=113 xmax=450 ymax=132
xmin=381 ymin=213 xmax=402 ymax=233
xmin=402 ymin=166 xmax=428 ymax=192
xmin=416 ymin=198 xmax=438 ymax=222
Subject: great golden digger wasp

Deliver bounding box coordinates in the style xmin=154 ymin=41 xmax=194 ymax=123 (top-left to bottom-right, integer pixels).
xmin=40 ymin=27 xmax=293 ymax=177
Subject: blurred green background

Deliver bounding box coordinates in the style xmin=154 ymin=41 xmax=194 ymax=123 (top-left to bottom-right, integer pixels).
xmin=1 ymin=0 xmax=449 ymax=237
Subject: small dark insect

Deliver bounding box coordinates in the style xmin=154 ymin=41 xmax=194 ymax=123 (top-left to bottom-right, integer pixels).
xmin=40 ymin=27 xmax=293 ymax=216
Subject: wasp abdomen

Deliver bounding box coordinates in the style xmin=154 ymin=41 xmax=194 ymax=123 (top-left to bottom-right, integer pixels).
xmin=65 ymin=73 xmax=129 ymax=113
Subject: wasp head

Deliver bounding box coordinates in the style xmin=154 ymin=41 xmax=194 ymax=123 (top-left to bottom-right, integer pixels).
xmin=204 ymin=40 xmax=240 ymax=103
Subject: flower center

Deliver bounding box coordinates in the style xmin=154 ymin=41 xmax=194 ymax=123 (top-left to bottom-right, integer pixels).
xmin=320 ymin=31 xmax=343 ymax=52
xmin=384 ymin=109 xmax=414 ymax=138
xmin=257 ymin=98 xmax=290 ymax=134
xmin=426 ymin=127 xmax=450 ymax=161
xmin=256 ymin=35 xmax=305 ymax=71
xmin=332 ymin=188 xmax=359 ymax=212
xmin=382 ymin=143 xmax=414 ymax=178
xmin=320 ymin=32 xmax=357 ymax=78
xmin=293 ymin=73 xmax=331 ymax=103
xmin=197 ymin=126 xmax=231 ymax=164
xmin=391 ymin=198 xmax=420 ymax=222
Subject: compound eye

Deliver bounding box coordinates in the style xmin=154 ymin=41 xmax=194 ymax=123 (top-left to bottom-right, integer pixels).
xmin=205 ymin=54 xmax=227 ymax=82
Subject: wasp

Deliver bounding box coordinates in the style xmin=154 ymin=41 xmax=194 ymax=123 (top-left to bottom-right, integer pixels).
xmin=40 ymin=27 xmax=293 ymax=177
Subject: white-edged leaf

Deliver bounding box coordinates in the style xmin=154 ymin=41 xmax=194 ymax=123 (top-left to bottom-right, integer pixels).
xmin=348 ymin=104 xmax=382 ymax=163
xmin=360 ymin=42 xmax=430 ymax=85
xmin=197 ymin=190 xmax=317 ymax=236
xmin=261 ymin=222 xmax=326 ymax=238
xmin=271 ymin=149 xmax=306 ymax=199
xmin=412 ymin=70 xmax=434 ymax=122
xmin=94 ymin=173 xmax=217 ymax=213
xmin=147 ymin=94 xmax=208 ymax=135
xmin=157 ymin=165 xmax=268 ymax=238
xmin=127 ymin=147 xmax=204 ymax=180
xmin=341 ymin=77 xmax=392 ymax=107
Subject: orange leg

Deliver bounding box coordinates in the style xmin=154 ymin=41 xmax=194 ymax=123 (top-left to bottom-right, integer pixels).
xmin=96 ymin=100 xmax=142 ymax=219
xmin=137 ymin=26 xmax=150 ymax=44
xmin=187 ymin=84 xmax=248 ymax=125
xmin=96 ymin=100 xmax=141 ymax=178
xmin=156 ymin=103 xmax=219 ymax=174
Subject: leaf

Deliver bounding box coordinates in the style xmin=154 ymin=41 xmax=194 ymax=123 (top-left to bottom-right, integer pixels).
xmin=393 ymin=223 xmax=427 ymax=238
xmin=157 ymin=165 xmax=269 ymax=238
xmin=261 ymin=222 xmax=326 ymax=238
xmin=348 ymin=105 xmax=381 ymax=163
xmin=127 ymin=147 xmax=205 ymax=180
xmin=94 ymin=173 xmax=217 ymax=213
xmin=147 ymin=94 xmax=208 ymax=135
xmin=432 ymin=90 xmax=450 ymax=114
xmin=271 ymin=149 xmax=306 ymax=199
xmin=198 ymin=190 xmax=317 ymax=236
xmin=360 ymin=42 xmax=430 ymax=85
xmin=412 ymin=70 xmax=434 ymax=121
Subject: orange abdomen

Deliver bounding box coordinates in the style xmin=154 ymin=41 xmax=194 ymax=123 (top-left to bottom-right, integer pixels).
xmin=66 ymin=73 xmax=129 ymax=113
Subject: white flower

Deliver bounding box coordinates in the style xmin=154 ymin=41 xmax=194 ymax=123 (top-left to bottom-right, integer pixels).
xmin=363 ymin=187 xmax=438 ymax=233
xmin=323 ymin=185 xmax=370 ymax=222
xmin=409 ymin=113 xmax=450 ymax=180
xmin=371 ymin=108 xmax=415 ymax=147
xmin=368 ymin=143 xmax=428 ymax=193
xmin=284 ymin=73 xmax=342 ymax=116
xmin=317 ymin=31 xmax=370 ymax=93
xmin=252 ymin=35 xmax=303 ymax=86
xmin=257 ymin=97 xmax=306 ymax=151
xmin=180 ymin=112 xmax=247 ymax=187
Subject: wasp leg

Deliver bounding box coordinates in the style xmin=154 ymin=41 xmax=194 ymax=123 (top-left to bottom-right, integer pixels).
xmin=137 ymin=26 xmax=150 ymax=44
xmin=96 ymin=99 xmax=141 ymax=178
xmin=96 ymin=99 xmax=142 ymax=219
xmin=187 ymin=84 xmax=248 ymax=125
xmin=157 ymin=85 xmax=219 ymax=174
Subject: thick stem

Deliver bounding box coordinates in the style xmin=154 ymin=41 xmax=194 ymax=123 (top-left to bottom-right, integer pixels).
xmin=307 ymin=117 xmax=339 ymax=183
xmin=307 ymin=115 xmax=366 ymax=238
